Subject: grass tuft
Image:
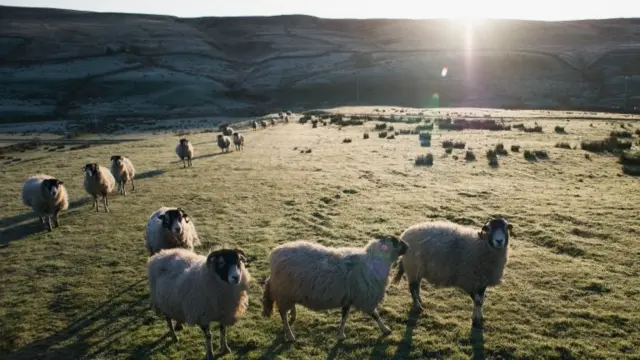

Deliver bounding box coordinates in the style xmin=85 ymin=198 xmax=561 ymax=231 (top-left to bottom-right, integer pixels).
xmin=414 ymin=153 xmax=434 ymax=166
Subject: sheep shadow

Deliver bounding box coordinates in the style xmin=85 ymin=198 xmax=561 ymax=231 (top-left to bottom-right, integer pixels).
xmin=135 ymin=169 xmax=167 ymax=180
xmin=255 ymin=336 xmax=292 ymax=360
xmin=469 ymin=327 xmax=485 ymax=360
xmin=390 ymin=309 xmax=420 ymax=359
xmin=169 ymin=152 xmax=231 ymax=164
xmin=0 ymin=197 xmax=92 ymax=245
xmin=6 ymin=279 xmax=154 ymax=360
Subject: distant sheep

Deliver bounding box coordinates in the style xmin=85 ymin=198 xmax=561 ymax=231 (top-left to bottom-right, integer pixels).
xmin=110 ymin=155 xmax=136 ymax=196
xmin=270 ymin=119 xmax=276 ymax=126
xmin=217 ymin=134 xmax=231 ymax=153
xmin=21 ymin=174 xmax=69 ymax=231
xmin=252 ymin=121 xmax=258 ymax=131
xmin=232 ymin=132 xmax=244 ymax=151
xmin=260 ymin=120 xmax=268 ymax=129
xmin=176 ymin=138 xmax=194 ymax=168
xmin=83 ymin=163 xmax=116 ymax=213
xmin=392 ymin=218 xmax=514 ymax=329
xmin=220 ymin=124 xmax=234 ymax=136
xmin=284 ymin=116 xmax=289 ymax=123
xmin=148 ymin=247 xmax=251 ymax=359
xmin=144 ymin=206 xmax=201 ymax=255
xmin=262 ymin=235 xmax=408 ymax=341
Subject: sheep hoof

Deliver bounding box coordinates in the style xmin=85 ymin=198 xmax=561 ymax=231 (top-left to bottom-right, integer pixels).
xmin=285 ymin=333 xmax=296 ymax=342
xmin=220 ymin=346 xmax=232 ymax=355
xmin=381 ymin=327 xmax=392 ymax=337
xmin=337 ymin=332 xmax=346 ymax=341
xmin=411 ymin=304 xmax=424 ymax=313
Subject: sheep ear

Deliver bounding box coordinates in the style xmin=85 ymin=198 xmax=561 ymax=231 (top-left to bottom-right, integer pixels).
xmin=235 ymin=248 xmax=248 ymax=263
xmin=479 ymin=224 xmax=491 ymax=239
xmin=507 ymin=223 xmax=514 ymax=236
xmin=57 ymin=181 xmax=64 ymax=186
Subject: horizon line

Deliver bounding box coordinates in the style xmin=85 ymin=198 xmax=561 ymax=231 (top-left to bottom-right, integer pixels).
xmin=2 ymin=3 xmax=639 ymax=22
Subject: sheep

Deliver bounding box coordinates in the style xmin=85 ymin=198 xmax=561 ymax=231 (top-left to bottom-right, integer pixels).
xmin=144 ymin=206 xmax=201 ymax=255
xmin=270 ymin=118 xmax=276 ymax=126
xmin=83 ymin=163 xmax=116 ymax=213
xmin=392 ymin=217 xmax=514 ymax=329
xmin=147 ymin=247 xmax=251 ymax=359
xmin=109 ymin=155 xmax=135 ymax=196
xmin=232 ymin=132 xmax=244 ymax=151
xmin=284 ymin=116 xmax=289 ymax=123
xmin=220 ymin=124 xmax=234 ymax=136
xmin=262 ymin=235 xmax=409 ymax=342
xmin=175 ymin=138 xmax=194 ymax=168
xmin=252 ymin=120 xmax=258 ymax=131
xmin=260 ymin=120 xmax=268 ymax=129
xmin=217 ymin=134 xmax=231 ymax=153
xmin=21 ymin=174 xmax=69 ymax=231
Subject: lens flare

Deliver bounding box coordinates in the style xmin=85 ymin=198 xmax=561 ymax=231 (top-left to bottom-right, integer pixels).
xmin=441 ymin=67 xmax=448 ymax=77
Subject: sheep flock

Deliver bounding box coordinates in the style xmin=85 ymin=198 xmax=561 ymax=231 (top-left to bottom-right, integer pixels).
xmin=14 ymin=113 xmax=520 ymax=359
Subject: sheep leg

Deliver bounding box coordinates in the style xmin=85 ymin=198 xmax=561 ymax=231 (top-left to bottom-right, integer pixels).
xmin=409 ymin=281 xmax=424 ymax=312
xmin=278 ymin=303 xmax=296 ymax=342
xmin=219 ymin=324 xmax=231 ymax=354
xmin=166 ymin=316 xmax=178 ymax=342
xmin=174 ymin=321 xmax=184 ymax=331
xmin=337 ymin=305 xmax=351 ymax=340
xmin=289 ymin=305 xmax=297 ymax=324
xmin=43 ymin=216 xmax=52 ymax=232
xmin=367 ymin=309 xmax=392 ymax=337
xmin=469 ymin=287 xmax=486 ymax=329
xmin=103 ymin=196 xmax=110 ymax=213
xmin=200 ymin=324 xmax=214 ymax=360
xmin=122 ymin=180 xmax=127 ymax=196
xmin=92 ymin=196 xmax=99 ymax=212
xmin=131 ymin=178 xmax=135 ymax=191
xmin=53 ymin=209 xmax=60 ymax=228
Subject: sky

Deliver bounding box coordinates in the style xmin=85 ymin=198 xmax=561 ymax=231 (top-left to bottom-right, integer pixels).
xmin=0 ymin=0 xmax=638 ymax=20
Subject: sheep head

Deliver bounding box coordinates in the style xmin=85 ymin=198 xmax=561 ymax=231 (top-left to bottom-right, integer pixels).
xmin=479 ymin=217 xmax=513 ymax=249
xmin=206 ymin=248 xmax=248 ymax=285
xmin=42 ymin=178 xmax=64 ymax=197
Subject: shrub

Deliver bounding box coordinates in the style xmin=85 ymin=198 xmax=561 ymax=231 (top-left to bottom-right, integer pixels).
xmin=619 ymin=151 xmax=640 ymax=166
xmin=387 ymin=134 xmax=395 ymax=139
xmin=419 ymin=132 xmax=431 ymax=147
xmin=442 ymin=140 xmax=466 ymax=149
xmin=486 ymin=149 xmax=499 ymax=166
xmin=513 ymin=123 xmax=525 ymax=130
xmin=580 ymin=137 xmax=632 ymax=153
xmin=511 ymin=145 xmax=521 ymax=152
xmin=610 ymin=130 xmax=633 ymax=138
xmin=337 ymin=118 xmax=364 ymax=126
xmin=555 ymin=126 xmax=566 ymax=133
xmin=415 ymin=153 xmax=434 ymax=166
xmin=397 ymin=129 xmax=415 ymax=135
xmin=343 ymin=138 xmax=352 ymax=143
xmin=555 ymin=142 xmax=572 ymax=149
xmin=375 ymin=123 xmax=387 ymax=130
xmin=635 ymin=129 xmax=640 ymax=136
xmin=495 ymin=143 xmax=508 ymax=156
xmin=387 ymin=125 xmax=395 ymax=132
xmin=363 ymin=132 xmax=369 ymax=139
xmin=535 ymin=150 xmax=549 ymax=159
xmin=436 ymin=118 xmax=511 ymax=131
xmin=523 ymin=125 xmax=543 ymax=133
xmin=524 ymin=150 xmax=537 ymax=161
xmin=465 ymin=150 xmax=476 ymax=161
xmin=445 ymin=148 xmax=453 ymax=154
xmin=415 ymin=123 xmax=434 ymax=131
xmin=378 ymin=131 xmax=388 ymax=138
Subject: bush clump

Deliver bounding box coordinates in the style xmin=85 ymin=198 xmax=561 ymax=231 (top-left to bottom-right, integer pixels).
xmin=415 ymin=153 xmax=434 ymax=166
xmin=555 ymin=142 xmax=572 ymax=149
xmin=363 ymin=132 xmax=370 ymax=139
xmin=610 ymin=130 xmax=633 ymax=138
xmin=555 ymin=126 xmax=566 ymax=133
xmin=465 ymin=150 xmax=476 ymax=161
xmin=378 ymin=131 xmax=388 ymax=138
xmin=495 ymin=143 xmax=508 ymax=156
xmin=511 ymin=145 xmax=521 ymax=152
xmin=419 ymin=132 xmax=432 ymax=147
xmin=580 ymin=136 xmax=632 ymax=153
xmin=375 ymin=123 xmax=387 ymax=130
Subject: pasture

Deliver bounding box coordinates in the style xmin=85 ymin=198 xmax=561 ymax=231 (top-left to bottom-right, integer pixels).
xmin=1 ymin=108 xmax=639 ymax=360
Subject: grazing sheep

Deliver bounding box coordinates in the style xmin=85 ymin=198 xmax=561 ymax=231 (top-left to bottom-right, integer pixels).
xmin=270 ymin=118 xmax=276 ymax=126
xmin=21 ymin=174 xmax=69 ymax=231
xmin=232 ymin=132 xmax=244 ymax=151
xmin=110 ymin=155 xmax=136 ymax=196
xmin=284 ymin=116 xmax=289 ymax=123
xmin=262 ymin=235 xmax=408 ymax=342
xmin=175 ymin=138 xmax=194 ymax=168
xmin=217 ymin=134 xmax=231 ymax=153
xmin=83 ymin=163 xmax=116 ymax=213
xmin=144 ymin=206 xmax=201 ymax=255
xmin=260 ymin=120 xmax=268 ymax=129
xmin=220 ymin=124 xmax=234 ymax=136
xmin=252 ymin=120 xmax=258 ymax=131
xmin=392 ymin=218 xmax=514 ymax=329
xmin=148 ymin=247 xmax=252 ymax=359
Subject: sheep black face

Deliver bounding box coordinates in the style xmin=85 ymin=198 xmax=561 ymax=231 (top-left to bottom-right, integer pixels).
xmin=206 ymin=248 xmax=248 ymax=285
xmin=42 ymin=178 xmax=64 ymax=197
xmin=479 ymin=218 xmax=514 ymax=249
xmin=83 ymin=163 xmax=99 ymax=178
xmin=378 ymin=235 xmax=409 ymax=257
xmin=110 ymin=155 xmax=123 ymax=167
xmin=179 ymin=138 xmax=188 ymax=145
xmin=158 ymin=208 xmax=189 ymax=235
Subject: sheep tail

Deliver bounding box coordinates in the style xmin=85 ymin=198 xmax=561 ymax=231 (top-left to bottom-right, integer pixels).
xmin=392 ymin=260 xmax=405 ymax=284
xmin=261 ymin=277 xmax=274 ymax=318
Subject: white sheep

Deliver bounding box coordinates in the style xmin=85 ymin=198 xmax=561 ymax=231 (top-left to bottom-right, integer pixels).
xmin=232 ymin=132 xmax=244 ymax=151
xmin=175 ymin=138 xmax=194 ymax=168
xmin=21 ymin=174 xmax=69 ymax=231
xmin=392 ymin=217 xmax=514 ymax=329
xmin=262 ymin=235 xmax=409 ymax=341
xmin=252 ymin=120 xmax=258 ymax=131
xmin=144 ymin=206 xmax=201 ymax=255
xmin=110 ymin=155 xmax=136 ymax=196
xmin=260 ymin=120 xmax=268 ymax=129
xmin=83 ymin=163 xmax=116 ymax=213
xmin=217 ymin=134 xmax=231 ymax=153
xmin=147 ymin=247 xmax=252 ymax=359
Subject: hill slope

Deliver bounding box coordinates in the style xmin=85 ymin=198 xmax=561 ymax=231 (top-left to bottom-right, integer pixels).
xmin=1 ymin=6 xmax=640 ymax=121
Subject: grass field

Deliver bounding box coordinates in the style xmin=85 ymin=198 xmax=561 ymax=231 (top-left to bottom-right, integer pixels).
xmin=1 ymin=109 xmax=639 ymax=360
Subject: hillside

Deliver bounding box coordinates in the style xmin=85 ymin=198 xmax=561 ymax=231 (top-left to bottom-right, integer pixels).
xmin=1 ymin=5 xmax=640 ymax=122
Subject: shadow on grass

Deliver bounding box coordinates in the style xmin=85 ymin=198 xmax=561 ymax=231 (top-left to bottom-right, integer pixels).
xmin=391 ymin=309 xmax=420 ymax=359
xmin=470 ymin=327 xmax=485 ymax=360
xmin=0 ymin=197 xmax=92 ymax=245
xmin=5 ymin=279 xmax=155 ymax=360
xmin=256 ymin=336 xmax=292 ymax=360
xmin=169 ymin=151 xmax=231 ymax=164
xmin=136 ymin=169 xmax=167 ymax=180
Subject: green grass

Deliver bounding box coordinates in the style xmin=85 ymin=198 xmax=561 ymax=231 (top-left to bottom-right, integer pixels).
xmin=1 ymin=112 xmax=640 ymax=360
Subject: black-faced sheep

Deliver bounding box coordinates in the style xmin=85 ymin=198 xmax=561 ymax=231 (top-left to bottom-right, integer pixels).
xmin=232 ymin=132 xmax=244 ymax=151
xmin=260 ymin=120 xmax=268 ymax=129
xmin=220 ymin=124 xmax=234 ymax=136
xmin=217 ymin=134 xmax=231 ymax=153
xmin=270 ymin=118 xmax=276 ymax=126
xmin=110 ymin=155 xmax=135 ymax=196
xmin=147 ymin=248 xmax=251 ymax=359
xmin=175 ymin=138 xmax=194 ymax=168
xmin=21 ymin=174 xmax=69 ymax=231
xmin=262 ymin=235 xmax=409 ymax=342
xmin=252 ymin=120 xmax=258 ymax=131
xmin=83 ymin=163 xmax=116 ymax=213
xmin=392 ymin=218 xmax=514 ymax=329
xmin=144 ymin=206 xmax=201 ymax=255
